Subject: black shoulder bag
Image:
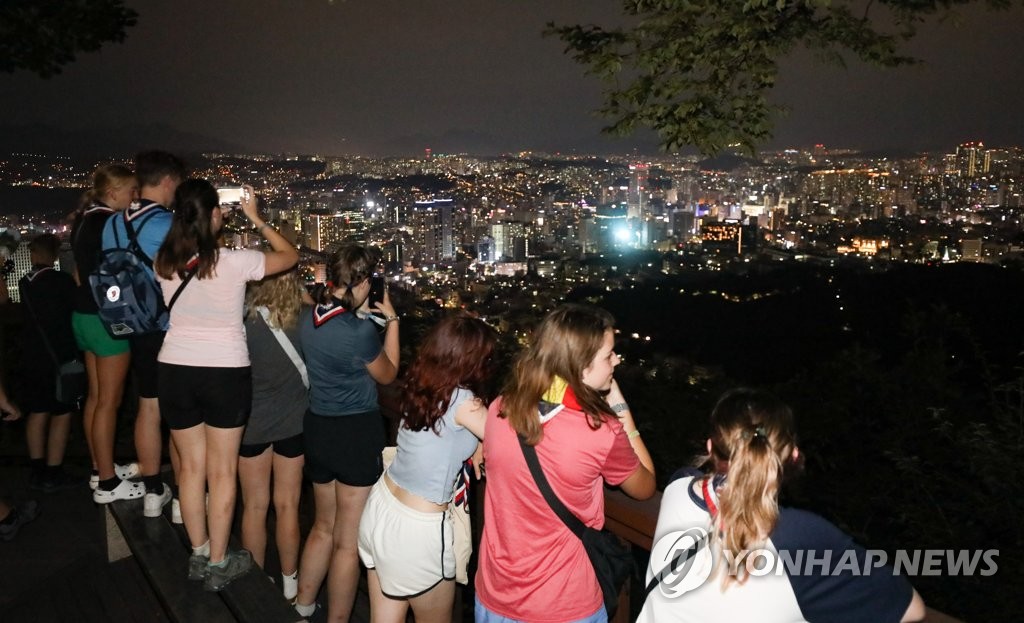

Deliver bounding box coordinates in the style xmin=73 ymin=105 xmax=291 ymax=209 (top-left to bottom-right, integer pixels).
xmin=517 ymin=435 xmax=634 ymax=618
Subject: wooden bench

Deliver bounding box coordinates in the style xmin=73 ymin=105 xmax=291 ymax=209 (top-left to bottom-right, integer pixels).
xmin=107 ymin=498 xmax=304 ymax=623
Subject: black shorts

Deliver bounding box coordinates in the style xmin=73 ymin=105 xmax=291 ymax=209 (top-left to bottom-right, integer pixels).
xmin=304 ymin=410 xmax=385 ymax=486
xmin=158 ymin=363 xmax=252 ymax=430
xmin=130 ymin=332 xmax=165 ymax=399
xmin=239 ymin=432 xmax=304 ymax=459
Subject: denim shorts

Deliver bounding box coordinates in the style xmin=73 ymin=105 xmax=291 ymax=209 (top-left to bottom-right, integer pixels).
xmin=474 ymin=597 xmax=606 ymax=623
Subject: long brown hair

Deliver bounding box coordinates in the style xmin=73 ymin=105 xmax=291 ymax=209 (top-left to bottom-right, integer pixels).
xmin=401 ymin=314 xmax=497 ymax=433
xmin=155 ymin=178 xmax=220 ymax=280
xmin=499 ymin=304 xmax=616 ymax=445
xmin=701 ymin=388 xmax=799 ymax=583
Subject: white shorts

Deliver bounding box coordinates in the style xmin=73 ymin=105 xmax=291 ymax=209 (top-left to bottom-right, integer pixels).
xmin=358 ymin=474 xmax=455 ymax=597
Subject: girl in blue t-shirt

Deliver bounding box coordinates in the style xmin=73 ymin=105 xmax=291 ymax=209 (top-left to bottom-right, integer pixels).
xmin=294 ymin=244 xmax=400 ymax=620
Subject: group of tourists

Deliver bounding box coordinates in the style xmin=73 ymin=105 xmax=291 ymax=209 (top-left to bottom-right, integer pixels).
xmin=11 ymin=150 xmax=929 ymax=622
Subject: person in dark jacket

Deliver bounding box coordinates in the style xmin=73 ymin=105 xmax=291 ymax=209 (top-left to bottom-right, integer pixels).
xmin=19 ymin=234 xmax=77 ymax=492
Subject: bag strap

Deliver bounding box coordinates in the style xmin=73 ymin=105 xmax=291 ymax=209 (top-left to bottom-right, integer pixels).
xmin=257 ymin=306 xmax=309 ymax=388
xmin=642 ymin=531 xmax=707 ymax=599
xmin=18 ymin=272 xmax=61 ymax=367
xmin=121 ymin=209 xmax=160 ymax=268
xmin=167 ymin=264 xmax=198 ymax=312
xmin=517 ymin=434 xmax=587 ymax=538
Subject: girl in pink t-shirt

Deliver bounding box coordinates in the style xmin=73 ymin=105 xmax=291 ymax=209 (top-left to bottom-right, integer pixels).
xmin=475 ymin=304 xmax=656 ymax=622
xmin=154 ymin=179 xmax=297 ymax=591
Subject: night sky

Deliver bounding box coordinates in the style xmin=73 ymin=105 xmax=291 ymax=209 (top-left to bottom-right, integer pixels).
xmin=1 ymin=0 xmax=1023 ymax=156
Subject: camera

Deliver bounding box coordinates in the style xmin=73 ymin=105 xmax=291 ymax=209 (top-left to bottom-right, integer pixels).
xmin=369 ymin=275 xmax=386 ymax=307
xmin=216 ymin=186 xmax=245 ymax=206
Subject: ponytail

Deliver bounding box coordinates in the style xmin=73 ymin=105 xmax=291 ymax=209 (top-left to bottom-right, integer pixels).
xmin=701 ymin=389 xmax=798 ymax=585
xmin=322 ymin=244 xmax=376 ymax=309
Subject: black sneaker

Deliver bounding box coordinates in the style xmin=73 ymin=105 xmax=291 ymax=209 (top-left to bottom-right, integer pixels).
xmin=203 ymin=549 xmax=253 ymax=592
xmin=0 ymin=500 xmax=40 ymax=541
xmin=37 ymin=470 xmax=79 ymax=494
xmin=188 ymin=552 xmax=209 ymax=581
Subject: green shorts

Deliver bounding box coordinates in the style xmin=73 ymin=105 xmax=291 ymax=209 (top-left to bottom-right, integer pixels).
xmin=72 ymin=312 xmax=130 ymax=357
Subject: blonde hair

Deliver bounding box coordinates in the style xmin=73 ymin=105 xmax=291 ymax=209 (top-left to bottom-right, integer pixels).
xmin=702 ymin=388 xmax=798 ymax=584
xmin=499 ymin=304 xmax=616 ymax=445
xmin=80 ymin=163 xmax=134 ymax=209
xmin=246 ymin=271 xmax=306 ymax=329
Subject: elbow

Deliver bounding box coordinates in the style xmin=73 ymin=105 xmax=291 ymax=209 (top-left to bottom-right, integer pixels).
xmin=620 ymin=467 xmax=657 ymax=500
xmin=283 ymin=248 xmax=299 ymax=267
xmin=900 ymin=591 xmax=926 ymax=623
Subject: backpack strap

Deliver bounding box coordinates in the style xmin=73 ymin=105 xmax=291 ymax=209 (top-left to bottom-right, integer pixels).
xmin=121 ymin=208 xmax=162 ymax=268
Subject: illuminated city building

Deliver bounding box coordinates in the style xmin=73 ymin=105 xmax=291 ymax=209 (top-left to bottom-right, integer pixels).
xmin=961 ymin=238 xmax=983 ymax=262
xmin=408 ymin=199 xmax=455 ymax=264
xmin=956 ymin=142 xmax=990 ymax=178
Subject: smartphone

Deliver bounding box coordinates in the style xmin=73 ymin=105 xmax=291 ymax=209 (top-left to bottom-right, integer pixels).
xmin=216 ymin=186 xmax=244 ymax=205
xmin=369 ymin=275 xmax=385 ymax=307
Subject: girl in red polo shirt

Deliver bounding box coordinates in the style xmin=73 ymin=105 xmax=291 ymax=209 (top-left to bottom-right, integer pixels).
xmin=476 ymin=304 xmax=656 ymax=623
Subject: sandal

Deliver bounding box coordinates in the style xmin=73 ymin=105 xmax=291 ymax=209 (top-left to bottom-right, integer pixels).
xmin=93 ymin=478 xmax=146 ymax=504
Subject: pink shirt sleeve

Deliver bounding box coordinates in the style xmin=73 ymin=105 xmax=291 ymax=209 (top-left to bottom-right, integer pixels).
xmin=601 ymin=421 xmax=641 ymax=486
xmin=231 ymin=249 xmax=266 ymax=282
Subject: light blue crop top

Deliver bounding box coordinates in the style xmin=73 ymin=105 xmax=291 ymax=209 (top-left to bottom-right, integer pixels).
xmin=387 ymin=387 xmax=481 ymax=504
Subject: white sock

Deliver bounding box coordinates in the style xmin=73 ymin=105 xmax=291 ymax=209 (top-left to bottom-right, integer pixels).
xmin=282 ymin=571 xmax=298 ymax=600
xmin=294 ymin=601 xmax=316 ymax=617
xmin=192 ymin=540 xmax=210 ymax=557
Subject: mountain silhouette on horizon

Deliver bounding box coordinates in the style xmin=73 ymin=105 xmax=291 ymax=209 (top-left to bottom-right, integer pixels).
xmin=0 ymin=123 xmax=249 ymax=160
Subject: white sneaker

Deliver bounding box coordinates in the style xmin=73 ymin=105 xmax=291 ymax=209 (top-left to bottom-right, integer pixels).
xmin=171 ymin=498 xmax=183 ymax=524
xmin=89 ymin=463 xmax=141 ymax=491
xmin=93 ymin=478 xmax=146 ymax=504
xmin=143 ymin=486 xmax=172 ymax=518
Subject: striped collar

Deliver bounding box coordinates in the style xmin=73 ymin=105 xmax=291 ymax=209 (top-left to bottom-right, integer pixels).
xmin=24 ymin=265 xmax=55 ymax=282
xmin=537 ymin=377 xmax=583 ymax=423
xmin=312 ymin=296 xmax=348 ymax=327
xmin=83 ymin=202 xmax=114 ymax=216
xmin=125 ymin=199 xmax=168 ymax=221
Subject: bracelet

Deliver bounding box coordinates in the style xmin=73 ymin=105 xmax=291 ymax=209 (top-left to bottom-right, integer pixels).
xmin=611 ymin=402 xmax=629 ymax=413
xmin=627 ymin=429 xmax=641 ymax=440
xmin=384 ymin=314 xmax=399 ymax=324
xmin=257 ymin=222 xmax=271 ymax=233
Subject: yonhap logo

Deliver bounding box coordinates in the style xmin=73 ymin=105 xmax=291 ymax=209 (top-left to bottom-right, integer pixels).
xmin=649 ymin=527 xmax=714 ymax=597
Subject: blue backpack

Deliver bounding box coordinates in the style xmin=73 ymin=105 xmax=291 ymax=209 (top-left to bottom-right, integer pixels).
xmin=90 ymin=212 xmax=192 ymax=337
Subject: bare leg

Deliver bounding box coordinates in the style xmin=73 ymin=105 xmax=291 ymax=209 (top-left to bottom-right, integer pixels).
xmin=205 ymin=425 xmax=245 ymax=563
xmin=408 ymin=579 xmax=456 ymax=623
xmin=238 ymin=447 xmax=273 ymax=568
xmin=46 ymin=412 xmax=71 ymax=465
xmin=272 ymin=452 xmax=304 ymax=576
xmin=135 ymin=396 xmax=162 ymax=481
xmin=25 ymin=412 xmax=48 ymax=460
xmin=82 ymin=351 xmax=99 ymax=469
xmin=325 ymin=482 xmax=372 ymax=623
xmin=367 ymin=569 xmax=409 ymax=623
xmin=92 ymin=352 xmax=130 ymax=480
xmin=171 ymin=424 xmax=208 ymax=549
xmin=169 ymin=435 xmax=181 ymax=489
xmin=295 ymin=481 xmax=337 ymax=608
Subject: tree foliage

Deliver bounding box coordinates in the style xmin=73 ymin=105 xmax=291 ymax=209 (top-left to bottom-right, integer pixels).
xmin=0 ymin=0 xmax=137 ymax=78
xmin=548 ymin=0 xmax=1013 ymax=155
